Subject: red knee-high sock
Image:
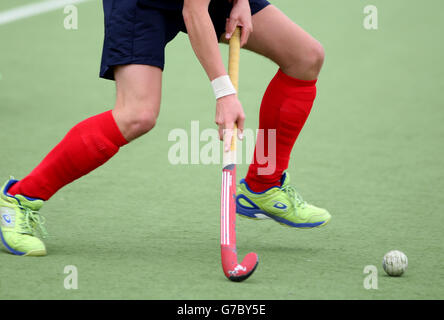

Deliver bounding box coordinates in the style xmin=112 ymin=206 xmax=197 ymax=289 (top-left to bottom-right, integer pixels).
xmin=8 ymin=110 xmax=128 ymax=200
xmin=245 ymin=69 xmax=317 ymax=192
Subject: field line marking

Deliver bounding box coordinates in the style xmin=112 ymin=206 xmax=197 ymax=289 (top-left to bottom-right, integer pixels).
xmin=0 ymin=0 xmax=92 ymax=26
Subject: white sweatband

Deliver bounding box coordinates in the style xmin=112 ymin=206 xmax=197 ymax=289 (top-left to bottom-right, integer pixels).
xmin=211 ymin=75 xmax=237 ymax=100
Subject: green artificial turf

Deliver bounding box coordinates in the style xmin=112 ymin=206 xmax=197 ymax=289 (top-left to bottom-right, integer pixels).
xmin=0 ymin=0 xmax=443 ymax=299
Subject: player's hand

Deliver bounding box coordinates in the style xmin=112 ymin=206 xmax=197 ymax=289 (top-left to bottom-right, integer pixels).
xmin=225 ymin=0 xmax=253 ymax=47
xmin=215 ymin=94 xmax=245 ymax=152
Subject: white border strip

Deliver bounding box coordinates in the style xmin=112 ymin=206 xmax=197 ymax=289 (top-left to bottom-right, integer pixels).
xmin=221 ymin=171 xmax=232 ymax=246
xmin=221 ymin=171 xmax=226 ymax=245
xmin=0 ymin=0 xmax=91 ymax=26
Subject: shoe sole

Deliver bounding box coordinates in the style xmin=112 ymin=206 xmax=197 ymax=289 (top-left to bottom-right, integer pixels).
xmin=24 ymin=249 xmax=47 ymax=257
xmin=238 ymin=211 xmax=331 ymax=229
xmin=1 ymin=228 xmax=47 ymax=256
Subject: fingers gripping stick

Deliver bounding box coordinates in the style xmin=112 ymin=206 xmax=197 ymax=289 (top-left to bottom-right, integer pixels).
xmin=220 ymin=27 xmax=259 ymax=282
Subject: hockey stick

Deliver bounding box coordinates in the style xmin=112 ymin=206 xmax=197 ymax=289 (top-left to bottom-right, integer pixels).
xmin=220 ymin=27 xmax=259 ymax=282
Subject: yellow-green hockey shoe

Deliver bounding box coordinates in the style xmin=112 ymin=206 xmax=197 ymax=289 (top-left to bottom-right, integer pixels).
xmin=0 ymin=178 xmax=47 ymax=256
xmin=236 ymin=172 xmax=331 ymax=228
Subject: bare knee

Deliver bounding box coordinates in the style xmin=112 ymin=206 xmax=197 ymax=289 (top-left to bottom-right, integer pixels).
xmin=282 ymin=39 xmax=325 ymax=80
xmin=112 ymin=64 xmax=162 ymax=141
xmin=128 ymin=108 xmax=157 ymax=137
xmin=113 ymin=102 xmax=159 ymax=141
xmin=306 ymin=40 xmax=325 ymax=77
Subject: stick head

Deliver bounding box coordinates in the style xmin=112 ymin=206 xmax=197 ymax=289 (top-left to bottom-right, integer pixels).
xmin=227 ymin=252 xmax=259 ymax=282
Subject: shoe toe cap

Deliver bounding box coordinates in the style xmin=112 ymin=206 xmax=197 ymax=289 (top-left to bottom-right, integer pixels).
xmin=3 ymin=233 xmax=46 ymax=256
xmin=307 ymin=208 xmax=331 ymax=224
xmin=21 ymin=236 xmax=46 ymax=256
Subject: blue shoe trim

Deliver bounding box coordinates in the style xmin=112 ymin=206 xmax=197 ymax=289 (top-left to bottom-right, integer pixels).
xmin=2 ymin=179 xmax=42 ymax=203
xmin=237 ymin=206 xmax=326 ymax=228
xmin=239 ymin=172 xmax=287 ymax=195
xmin=236 ymin=194 xmax=259 ymax=209
xmin=236 ymin=194 xmax=262 ymax=218
xmin=261 ymin=212 xmax=326 ymax=228
xmin=239 ymin=179 xmax=279 ymax=195
xmin=3 ymin=179 xmax=19 ymax=195
xmin=3 ymin=179 xmax=19 ymax=194
xmin=3 ymin=179 xmax=22 ymax=205
xmin=0 ymin=228 xmax=26 ymax=256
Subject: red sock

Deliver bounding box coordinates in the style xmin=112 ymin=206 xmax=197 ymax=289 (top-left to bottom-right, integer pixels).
xmin=8 ymin=110 xmax=127 ymax=200
xmin=245 ymin=69 xmax=317 ymax=192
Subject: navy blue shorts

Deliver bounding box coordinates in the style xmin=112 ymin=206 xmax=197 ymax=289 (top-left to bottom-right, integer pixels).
xmin=100 ymin=0 xmax=270 ymax=80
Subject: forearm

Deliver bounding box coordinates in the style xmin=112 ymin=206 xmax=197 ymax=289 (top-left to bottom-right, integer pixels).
xmin=182 ymin=1 xmax=227 ymax=81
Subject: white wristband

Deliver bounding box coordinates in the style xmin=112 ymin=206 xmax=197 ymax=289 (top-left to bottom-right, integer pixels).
xmin=211 ymin=75 xmax=237 ymax=100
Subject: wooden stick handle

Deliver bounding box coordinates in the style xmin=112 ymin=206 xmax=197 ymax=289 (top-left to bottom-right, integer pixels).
xmin=224 ymin=27 xmax=241 ymax=163
xmin=228 ymin=27 xmax=241 ymax=91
